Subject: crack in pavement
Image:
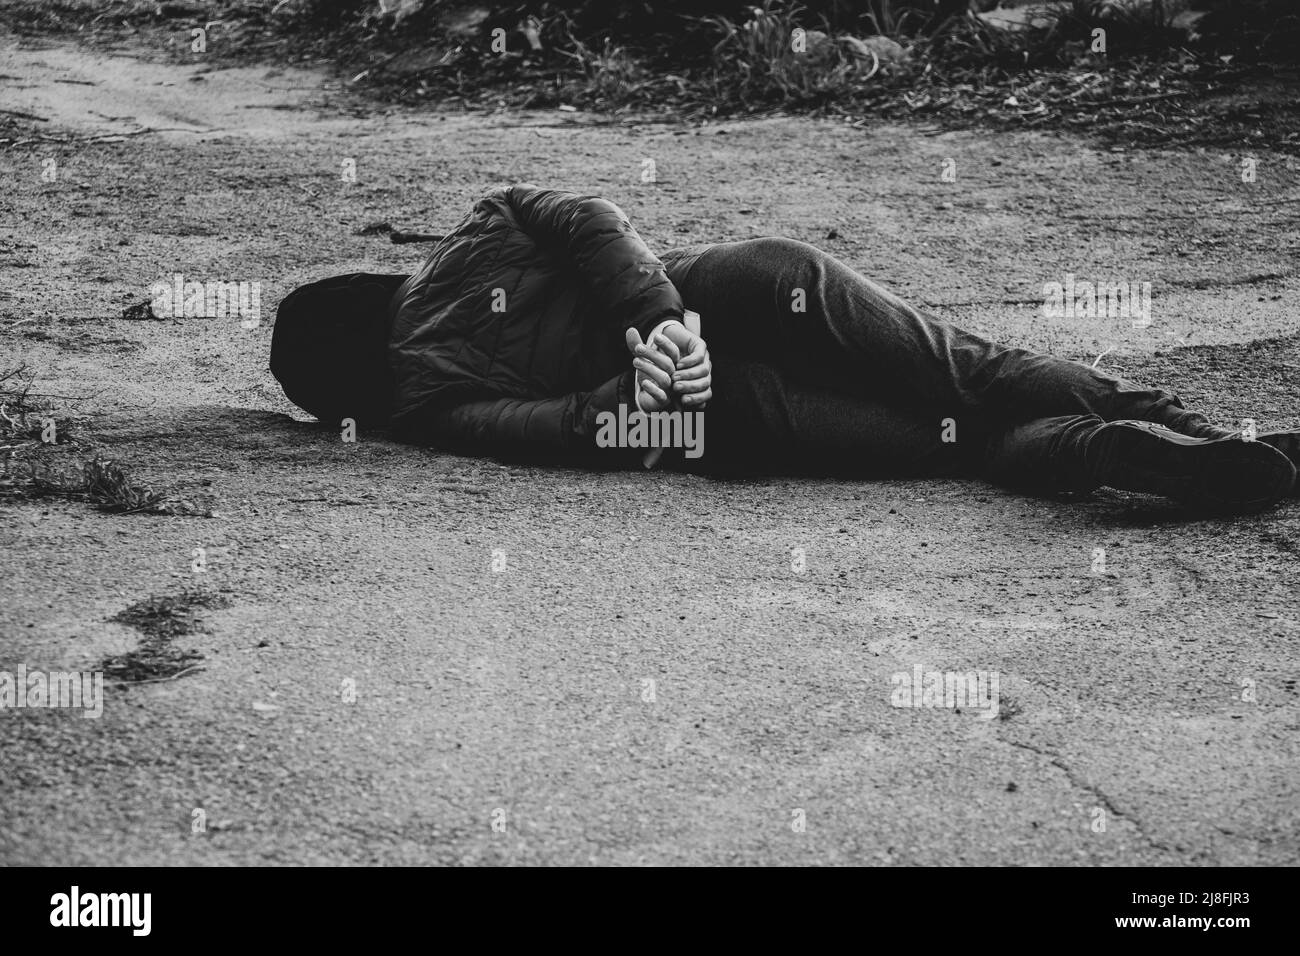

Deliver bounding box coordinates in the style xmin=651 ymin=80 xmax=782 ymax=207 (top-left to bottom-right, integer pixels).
xmin=999 ymin=736 xmax=1173 ymax=857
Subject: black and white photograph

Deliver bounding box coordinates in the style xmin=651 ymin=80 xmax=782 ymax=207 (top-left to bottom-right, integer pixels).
xmin=0 ymin=0 xmax=1295 ymax=914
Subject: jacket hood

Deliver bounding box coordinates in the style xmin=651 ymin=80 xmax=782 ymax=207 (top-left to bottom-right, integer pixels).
xmin=271 ymin=272 xmax=410 ymax=426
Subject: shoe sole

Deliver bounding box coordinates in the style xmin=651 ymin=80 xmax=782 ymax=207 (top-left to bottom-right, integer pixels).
xmin=1088 ymin=422 xmax=1295 ymax=514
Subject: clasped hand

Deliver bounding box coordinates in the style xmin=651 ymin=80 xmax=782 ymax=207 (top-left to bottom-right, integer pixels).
xmin=624 ymin=321 xmax=712 ymax=413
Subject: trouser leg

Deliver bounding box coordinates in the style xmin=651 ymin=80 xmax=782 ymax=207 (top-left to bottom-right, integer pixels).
xmin=675 ymin=357 xmax=982 ymax=478
xmin=665 ymin=237 xmax=1228 ymax=441
xmin=682 ymin=356 xmax=1104 ymax=494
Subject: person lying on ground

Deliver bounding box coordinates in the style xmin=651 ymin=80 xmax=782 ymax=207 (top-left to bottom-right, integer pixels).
xmin=271 ymin=183 xmax=1300 ymax=515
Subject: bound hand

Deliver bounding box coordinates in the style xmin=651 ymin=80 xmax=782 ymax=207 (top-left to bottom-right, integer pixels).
xmin=625 ymin=326 xmax=676 ymax=412
xmin=656 ymin=321 xmax=712 ymax=410
xmin=625 ymin=322 xmax=712 ymax=412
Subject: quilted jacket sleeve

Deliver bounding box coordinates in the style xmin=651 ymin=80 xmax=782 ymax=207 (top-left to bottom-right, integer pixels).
xmin=504 ymin=183 xmax=684 ymax=339
xmin=426 ymin=369 xmax=641 ymax=465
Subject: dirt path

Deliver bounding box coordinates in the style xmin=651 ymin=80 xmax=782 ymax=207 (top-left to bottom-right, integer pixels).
xmin=1 ymin=37 xmax=1298 ymax=865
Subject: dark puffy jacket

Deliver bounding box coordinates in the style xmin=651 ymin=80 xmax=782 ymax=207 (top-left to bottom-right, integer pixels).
xmin=388 ymin=184 xmax=685 ymax=459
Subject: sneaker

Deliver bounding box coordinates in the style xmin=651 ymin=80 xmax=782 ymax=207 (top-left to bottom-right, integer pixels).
xmin=1084 ymin=420 xmax=1295 ymax=514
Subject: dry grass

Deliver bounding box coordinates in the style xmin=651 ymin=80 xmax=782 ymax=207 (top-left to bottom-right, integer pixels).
xmin=22 ymin=456 xmax=212 ymax=515
xmin=2 ymin=365 xmax=211 ymax=515
xmin=0 ymin=364 xmax=66 ymax=453
xmin=29 ymin=457 xmax=167 ymax=513
xmin=1 ymin=2 xmax=1295 ymax=154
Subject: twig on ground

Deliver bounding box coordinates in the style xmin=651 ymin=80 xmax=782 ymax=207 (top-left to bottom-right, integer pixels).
xmin=0 ymin=108 xmax=48 ymax=121
xmin=104 ymin=663 xmax=207 ymax=688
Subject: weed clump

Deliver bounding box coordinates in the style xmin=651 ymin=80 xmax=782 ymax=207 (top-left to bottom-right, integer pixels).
xmin=29 ymin=457 xmax=171 ymax=514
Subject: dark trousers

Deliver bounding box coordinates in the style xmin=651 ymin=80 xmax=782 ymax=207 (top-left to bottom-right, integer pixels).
xmin=660 ymin=238 xmax=1225 ymax=491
